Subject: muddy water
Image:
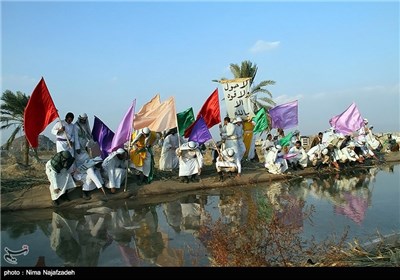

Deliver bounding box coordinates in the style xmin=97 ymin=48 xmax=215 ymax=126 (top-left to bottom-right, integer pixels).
xmin=1 ymin=164 xmax=399 ymax=267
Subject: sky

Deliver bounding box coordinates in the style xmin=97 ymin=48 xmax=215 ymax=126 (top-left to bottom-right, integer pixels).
xmin=1 ymin=0 xmax=399 ymax=145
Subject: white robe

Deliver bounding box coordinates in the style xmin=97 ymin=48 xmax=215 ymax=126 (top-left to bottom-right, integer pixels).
xmin=159 ymin=134 xmax=180 ymax=171
xmin=102 ymin=151 xmax=127 ymax=189
xmin=74 ymin=158 xmax=104 ymax=191
xmin=176 ymin=145 xmax=203 ymax=177
xmin=51 ymin=120 xmax=75 ymax=157
xmin=234 ymin=124 xmax=246 ymax=160
xmin=74 ymin=120 xmax=93 ymax=167
xmin=264 ymin=148 xmax=288 ymax=174
xmin=216 ymin=149 xmax=241 ymax=174
xmin=45 ymin=160 xmax=77 ymax=201
xmin=287 ymin=146 xmax=308 ymax=168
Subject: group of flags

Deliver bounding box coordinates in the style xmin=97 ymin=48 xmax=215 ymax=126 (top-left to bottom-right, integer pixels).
xmin=23 ymin=77 xmax=366 ymax=158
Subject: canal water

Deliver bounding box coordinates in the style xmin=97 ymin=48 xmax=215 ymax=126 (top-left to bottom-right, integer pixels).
xmin=1 ymin=164 xmax=399 ymax=267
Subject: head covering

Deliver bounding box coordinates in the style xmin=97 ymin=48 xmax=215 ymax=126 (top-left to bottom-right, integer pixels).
xmin=188 ymin=141 xmax=198 ymax=149
xmin=227 ymin=148 xmax=235 ymax=157
xmin=363 ymin=118 xmax=368 ymax=124
xmin=232 ymin=117 xmax=243 ymax=124
xmin=142 ymin=127 xmax=150 ymax=135
xmin=79 ymin=113 xmax=88 ymax=120
xmin=322 ymin=148 xmax=328 ymax=155
xmin=293 ymin=130 xmax=300 ymax=135
xmin=116 ymin=148 xmax=125 ymax=154
xmin=276 ymin=145 xmax=282 ymax=150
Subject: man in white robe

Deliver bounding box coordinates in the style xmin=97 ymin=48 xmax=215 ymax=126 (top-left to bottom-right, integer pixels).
xmin=159 ymin=128 xmax=181 ymax=171
xmin=216 ymin=148 xmax=241 ymax=181
xmin=264 ymin=145 xmax=288 ymax=174
xmin=73 ymin=113 xmax=93 ymax=167
xmin=74 ymin=156 xmax=107 ymax=200
xmin=176 ymin=141 xmax=203 ymax=183
xmin=45 ymin=151 xmax=77 ymax=206
xmin=102 ymin=148 xmax=127 ymax=193
xmin=232 ymin=117 xmax=246 ymax=161
xmin=51 ymin=112 xmax=75 ymax=158
xmin=219 ymin=117 xmax=239 ymax=155
xmin=287 ymin=140 xmax=308 ymax=170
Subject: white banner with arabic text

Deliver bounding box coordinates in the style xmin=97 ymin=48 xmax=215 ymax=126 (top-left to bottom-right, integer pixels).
xmin=221 ymin=78 xmax=255 ymax=120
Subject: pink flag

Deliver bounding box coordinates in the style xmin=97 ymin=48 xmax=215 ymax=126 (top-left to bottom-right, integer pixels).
xmin=133 ymin=94 xmax=161 ymax=130
xmin=134 ymin=96 xmax=177 ymax=132
xmin=147 ymin=96 xmax=177 ymax=132
xmin=110 ymin=100 xmax=136 ymax=152
xmin=329 ymin=102 xmax=363 ymax=135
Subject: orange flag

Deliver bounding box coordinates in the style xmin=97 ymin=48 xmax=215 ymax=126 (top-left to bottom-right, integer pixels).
xmin=24 ymin=77 xmax=59 ymax=148
xmin=184 ymin=88 xmax=220 ymax=138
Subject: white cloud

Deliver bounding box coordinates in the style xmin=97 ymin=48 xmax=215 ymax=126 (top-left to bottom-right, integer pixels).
xmin=249 ymin=40 xmax=280 ymax=54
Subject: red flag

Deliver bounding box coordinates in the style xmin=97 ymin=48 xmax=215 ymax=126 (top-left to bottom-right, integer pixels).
xmin=24 ymin=77 xmax=59 ymax=148
xmin=184 ymin=88 xmax=220 ymax=137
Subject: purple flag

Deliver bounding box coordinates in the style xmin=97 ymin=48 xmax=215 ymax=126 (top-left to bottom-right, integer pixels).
xmin=329 ymin=102 xmax=363 ymax=135
xmin=92 ymin=116 xmax=115 ymax=159
xmin=188 ymin=116 xmax=212 ymax=145
xmin=269 ymin=100 xmax=298 ymax=129
xmin=110 ymin=100 xmax=136 ymax=152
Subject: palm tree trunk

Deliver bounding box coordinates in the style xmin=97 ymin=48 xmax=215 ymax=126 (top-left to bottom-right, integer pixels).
xmin=24 ymin=137 xmax=29 ymax=166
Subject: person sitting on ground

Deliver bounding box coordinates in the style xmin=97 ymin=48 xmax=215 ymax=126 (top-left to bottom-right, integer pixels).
xmin=287 ymin=140 xmax=308 ymax=170
xmin=216 ymin=148 xmax=241 ymax=181
xmin=45 ymin=151 xmax=77 ymax=206
xmin=74 ymin=156 xmax=107 ymax=200
xmin=264 ymin=145 xmax=288 ymax=175
xmin=176 ymin=141 xmax=203 ymax=183
xmin=340 ymin=141 xmax=364 ymax=166
xmin=314 ymin=148 xmax=331 ymax=170
xmin=102 ymin=148 xmax=128 ymax=193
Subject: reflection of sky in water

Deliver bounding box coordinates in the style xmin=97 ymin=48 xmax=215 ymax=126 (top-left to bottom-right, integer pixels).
xmin=1 ymin=164 xmax=399 ymax=267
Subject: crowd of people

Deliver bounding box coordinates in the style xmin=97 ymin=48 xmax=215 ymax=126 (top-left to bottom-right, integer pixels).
xmin=45 ymin=112 xmax=392 ymax=207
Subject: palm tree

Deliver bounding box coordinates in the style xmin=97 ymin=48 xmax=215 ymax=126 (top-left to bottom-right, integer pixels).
xmin=0 ymin=90 xmax=30 ymax=165
xmin=229 ymin=60 xmax=276 ymax=112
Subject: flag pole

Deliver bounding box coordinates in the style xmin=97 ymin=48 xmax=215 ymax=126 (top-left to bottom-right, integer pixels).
xmin=124 ymin=101 xmax=135 ymax=192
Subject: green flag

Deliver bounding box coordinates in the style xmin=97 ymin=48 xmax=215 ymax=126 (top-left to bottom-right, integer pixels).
xmin=252 ymin=108 xmax=268 ymax=133
xmin=177 ymin=107 xmax=195 ymax=136
xmin=279 ymin=132 xmax=293 ymax=147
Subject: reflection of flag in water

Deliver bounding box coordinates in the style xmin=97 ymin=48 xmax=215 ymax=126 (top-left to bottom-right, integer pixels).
xmin=334 ymin=192 xmax=368 ymax=224
xmin=118 ymin=245 xmax=140 ymax=267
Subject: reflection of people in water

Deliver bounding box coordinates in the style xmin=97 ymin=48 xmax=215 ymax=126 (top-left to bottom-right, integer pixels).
xmin=131 ymin=206 xmax=164 ymax=264
xmin=307 ymin=171 xmax=373 ymax=224
xmin=50 ymin=211 xmax=80 ymax=266
xmin=75 ymin=213 xmax=110 ymax=266
xmin=266 ymin=182 xmax=304 ymax=230
xmin=163 ymin=195 xmax=205 ymax=235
